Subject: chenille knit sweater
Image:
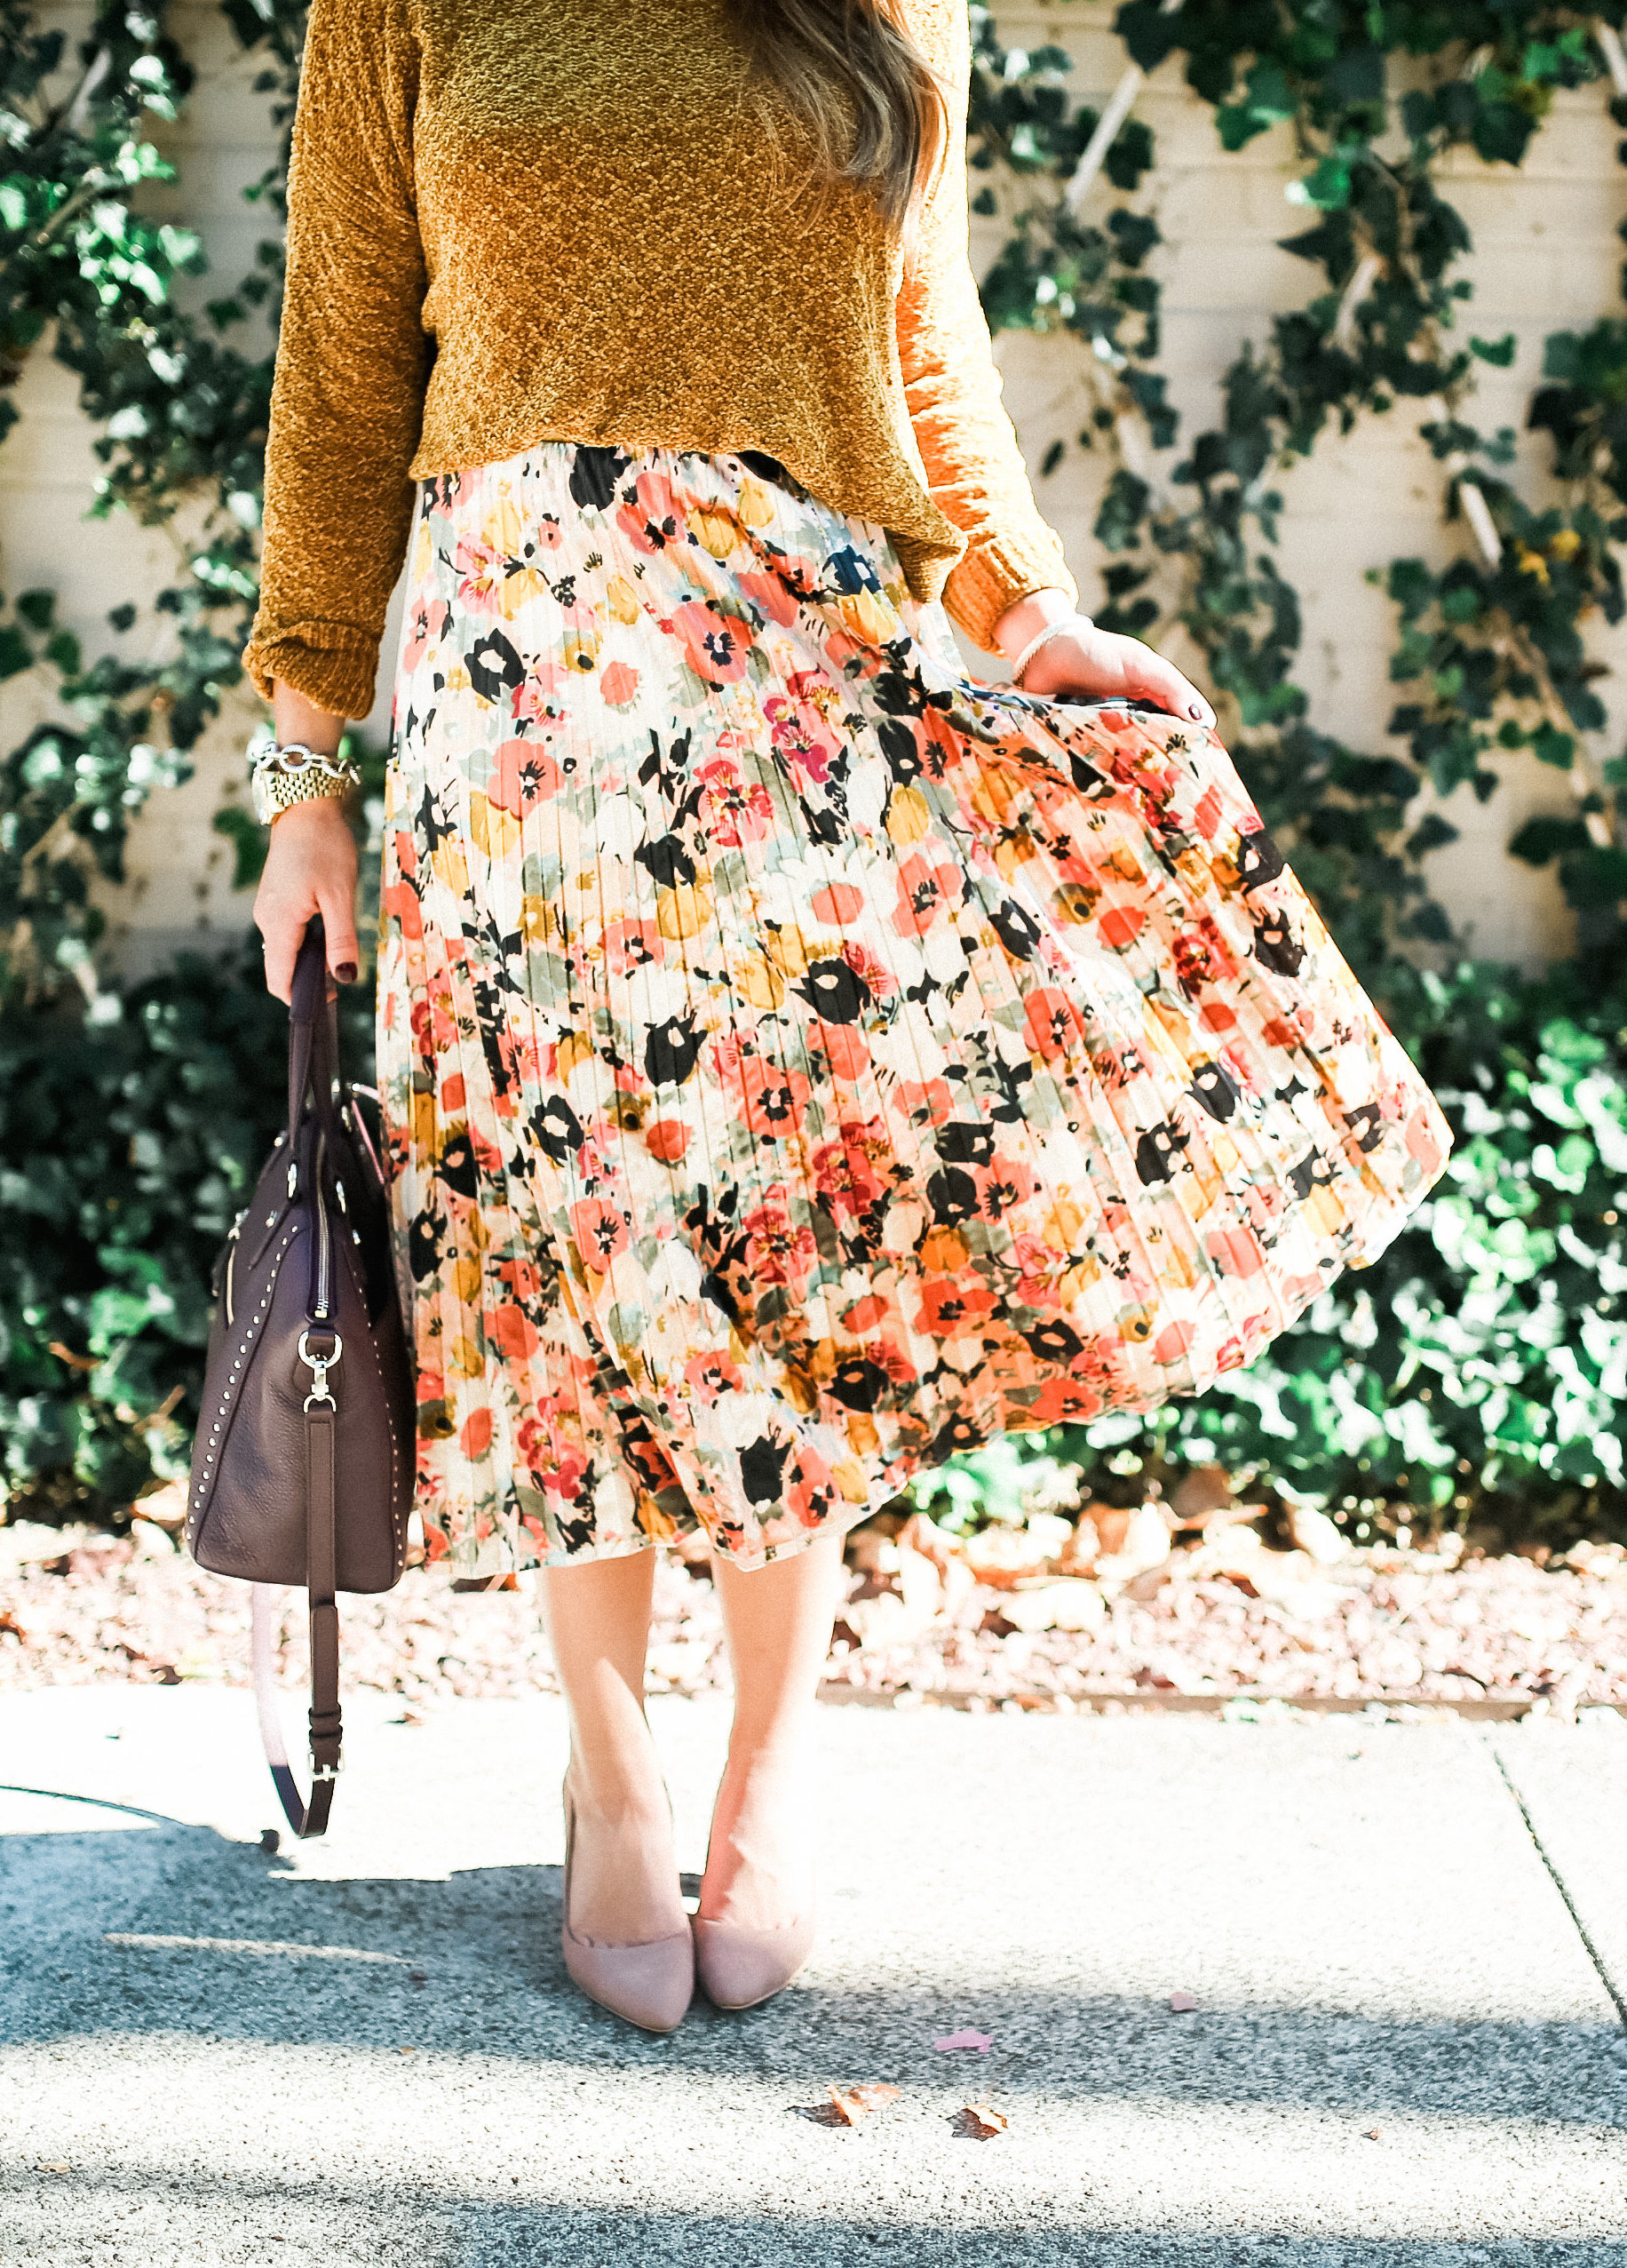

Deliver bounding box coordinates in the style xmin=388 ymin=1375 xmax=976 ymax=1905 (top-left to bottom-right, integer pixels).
xmin=242 ymin=0 xmax=1078 ymax=720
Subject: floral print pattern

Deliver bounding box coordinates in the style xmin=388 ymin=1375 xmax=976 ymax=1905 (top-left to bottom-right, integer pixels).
xmin=378 ymin=443 xmax=1450 ymax=1577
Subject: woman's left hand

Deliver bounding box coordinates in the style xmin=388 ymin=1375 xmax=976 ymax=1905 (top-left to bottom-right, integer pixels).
xmin=994 ymin=593 xmax=1216 ymax=731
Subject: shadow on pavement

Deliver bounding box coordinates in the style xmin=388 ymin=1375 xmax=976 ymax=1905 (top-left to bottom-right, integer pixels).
xmin=3 ymin=2163 xmax=1626 ymax=2268
xmin=4 ymin=1805 xmax=1624 ymax=2129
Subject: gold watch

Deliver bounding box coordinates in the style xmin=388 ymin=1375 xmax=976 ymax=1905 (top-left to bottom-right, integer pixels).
xmin=249 ymin=737 xmax=361 ymax=825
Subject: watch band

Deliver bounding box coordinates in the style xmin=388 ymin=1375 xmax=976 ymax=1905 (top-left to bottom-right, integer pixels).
xmin=249 ymin=740 xmax=361 ymax=826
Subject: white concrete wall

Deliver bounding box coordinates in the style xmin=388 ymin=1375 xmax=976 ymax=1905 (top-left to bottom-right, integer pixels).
xmin=2 ymin=0 xmax=1623 ymax=975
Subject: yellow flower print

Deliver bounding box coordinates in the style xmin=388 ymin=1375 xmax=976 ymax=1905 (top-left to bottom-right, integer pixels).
xmin=690 ymin=506 xmax=739 ymax=560
xmin=656 ymin=881 xmax=715 ymax=940
xmin=885 ymin=785 xmax=933 ymax=845
xmin=836 ymin=585 xmax=903 ymax=644
xmin=606 ymin=574 xmax=642 ymax=624
xmin=736 ymin=476 xmax=776 ymax=529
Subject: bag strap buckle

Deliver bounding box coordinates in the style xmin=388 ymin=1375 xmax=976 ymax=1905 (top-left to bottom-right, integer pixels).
xmin=298 ymin=1327 xmax=343 ymax=1411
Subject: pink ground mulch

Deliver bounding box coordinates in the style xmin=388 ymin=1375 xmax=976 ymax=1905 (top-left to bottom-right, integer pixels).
xmin=4 ymin=1503 xmax=1626 ymax=1719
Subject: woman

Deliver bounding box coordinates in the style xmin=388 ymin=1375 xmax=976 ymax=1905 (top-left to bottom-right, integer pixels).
xmin=245 ymin=0 xmax=1448 ymax=2033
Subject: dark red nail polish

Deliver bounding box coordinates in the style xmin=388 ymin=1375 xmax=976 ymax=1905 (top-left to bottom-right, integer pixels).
xmin=336 ymin=960 xmax=358 ymax=983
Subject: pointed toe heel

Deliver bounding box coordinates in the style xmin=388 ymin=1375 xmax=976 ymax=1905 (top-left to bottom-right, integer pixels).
xmin=560 ymin=1787 xmax=694 ymax=2033
xmin=561 ymin=1924 xmax=694 ymax=2033
xmin=693 ymin=1912 xmax=815 ymax=2011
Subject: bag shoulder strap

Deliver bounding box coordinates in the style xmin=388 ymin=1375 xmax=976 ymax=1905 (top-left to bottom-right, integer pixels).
xmin=251 ymin=1392 xmax=342 ymax=1840
xmin=254 ymin=918 xmax=347 ymax=1840
xmin=287 ymin=919 xmax=340 ymax=1149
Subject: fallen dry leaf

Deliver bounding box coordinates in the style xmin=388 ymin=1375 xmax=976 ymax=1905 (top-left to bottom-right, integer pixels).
xmin=0 ymin=1610 xmax=28 ymax=1643
xmin=1168 ymin=1990 xmax=1199 ymax=2013
xmin=962 ymin=2104 xmax=1009 ymax=2138
xmin=1093 ymin=1503 xmax=1174 ymax=1586
xmin=826 ymin=2081 xmax=900 ymax=2125
xmin=1002 ymin=1580 xmax=1105 ymax=1634
xmin=1288 ymin=1502 xmax=1348 ymax=1564
xmin=36 ymin=2162 xmax=71 ymax=2174
xmin=1365 ymin=2127 xmax=1383 ymax=2141
xmin=933 ymin=2028 xmax=993 ymax=2052
xmin=962 ymin=1516 xmax=1073 ymax=1588
xmin=1169 ymin=1465 xmax=1234 ymax=1528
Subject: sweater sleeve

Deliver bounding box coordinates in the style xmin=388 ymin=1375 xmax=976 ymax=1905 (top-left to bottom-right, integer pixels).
xmin=893 ymin=0 xmax=1077 ymax=654
xmin=242 ymin=0 xmax=430 ymax=719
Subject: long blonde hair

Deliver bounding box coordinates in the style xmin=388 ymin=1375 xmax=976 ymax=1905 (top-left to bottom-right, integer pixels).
xmin=725 ymin=0 xmax=948 ymax=231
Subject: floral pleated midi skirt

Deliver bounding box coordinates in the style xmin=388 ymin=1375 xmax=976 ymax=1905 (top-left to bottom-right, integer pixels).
xmin=377 ymin=442 xmax=1449 ymax=1578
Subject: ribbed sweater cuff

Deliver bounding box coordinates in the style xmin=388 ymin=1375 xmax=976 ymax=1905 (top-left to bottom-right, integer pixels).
xmin=242 ymin=625 xmax=383 ymax=721
xmin=940 ymin=528 xmax=1078 ymax=657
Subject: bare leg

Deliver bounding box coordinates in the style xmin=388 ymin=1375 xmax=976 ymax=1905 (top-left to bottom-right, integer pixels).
xmin=699 ymin=1532 xmax=845 ymax=1928
xmin=540 ymin=1548 xmax=687 ymax=1947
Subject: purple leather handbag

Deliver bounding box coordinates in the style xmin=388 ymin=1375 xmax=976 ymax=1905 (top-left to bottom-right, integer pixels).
xmin=186 ymin=921 xmax=414 ymax=1835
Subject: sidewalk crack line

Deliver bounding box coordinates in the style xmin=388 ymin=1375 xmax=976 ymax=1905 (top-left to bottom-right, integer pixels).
xmin=1488 ymin=1739 xmax=1627 ymax=2030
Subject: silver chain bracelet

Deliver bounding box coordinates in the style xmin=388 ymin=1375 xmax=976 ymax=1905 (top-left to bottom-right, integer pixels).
xmin=1008 ymin=613 xmax=1094 ymax=688
xmin=248 ymin=736 xmax=362 ymax=824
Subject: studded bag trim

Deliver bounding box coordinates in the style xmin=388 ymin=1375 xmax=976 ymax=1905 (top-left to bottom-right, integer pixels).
xmin=187 ymin=920 xmax=414 ymax=1838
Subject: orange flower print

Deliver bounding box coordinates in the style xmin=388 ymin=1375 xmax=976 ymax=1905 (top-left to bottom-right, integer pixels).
xmin=916 ymin=1276 xmax=999 ymax=1338
xmin=617 ymin=469 xmax=683 ymax=555
xmin=670 ymin=599 xmax=751 ymax=686
xmin=402 ymin=595 xmax=450 ymax=672
xmin=893 ymin=849 xmax=964 ymax=938
xmin=895 ymin=1078 xmax=955 ymax=1126
xmin=813 ymin=1134 xmax=885 ymax=1218
xmin=604 ymin=918 xmax=662 ymax=975
xmin=489 ymin=736 xmax=564 ymax=814
xmin=378 ymin=442 xmax=1448 ymax=1581
xmin=685 ymin=1349 xmax=745 ymax=1401
xmin=1023 ymin=987 xmax=1085 ymax=1062
xmin=570 ymin=1197 xmax=630 ymax=1269
xmin=736 ymin=569 xmax=801 ymax=627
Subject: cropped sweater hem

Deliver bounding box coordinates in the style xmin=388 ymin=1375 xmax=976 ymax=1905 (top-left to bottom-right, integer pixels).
xmin=244 ymin=0 xmax=1079 ymax=718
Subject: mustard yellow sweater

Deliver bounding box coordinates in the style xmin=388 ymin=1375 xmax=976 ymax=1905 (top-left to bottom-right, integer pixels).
xmin=243 ymin=0 xmax=1077 ymax=719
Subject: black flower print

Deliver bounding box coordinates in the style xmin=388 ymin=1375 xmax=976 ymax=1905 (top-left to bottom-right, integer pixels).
xmin=1135 ymin=1122 xmax=1192 ymax=1186
xmin=465 ymin=626 xmax=524 ymax=704
xmin=378 ymin=442 xmax=1448 ymax=1581
xmin=568 ymin=445 xmax=634 ymax=509
xmin=1187 ymin=1060 xmax=1239 ymax=1121
xmin=935 ymin=1123 xmax=995 ymax=1167
xmin=645 ymin=1015 xmax=704 ymax=1088
xmin=740 ymin=1434 xmax=793 ymax=1504
xmin=793 ymin=959 xmax=871 ymax=1024
xmin=1253 ymin=912 xmax=1306 ymax=977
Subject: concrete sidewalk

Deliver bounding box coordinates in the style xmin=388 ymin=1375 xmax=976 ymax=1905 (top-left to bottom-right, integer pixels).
xmin=2 ymin=1686 xmax=1624 ymax=2267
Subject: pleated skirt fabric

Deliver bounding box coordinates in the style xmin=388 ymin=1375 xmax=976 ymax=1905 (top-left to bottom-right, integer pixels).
xmin=377 ymin=443 xmax=1449 ymax=1577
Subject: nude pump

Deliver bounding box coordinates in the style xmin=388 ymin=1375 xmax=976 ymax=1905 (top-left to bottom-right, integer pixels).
xmin=692 ymin=1909 xmax=816 ymax=2012
xmin=560 ymin=1781 xmax=694 ymax=2033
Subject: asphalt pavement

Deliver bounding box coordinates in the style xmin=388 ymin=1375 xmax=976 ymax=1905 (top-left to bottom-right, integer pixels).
xmin=3 ymin=1681 xmax=1625 ymax=2266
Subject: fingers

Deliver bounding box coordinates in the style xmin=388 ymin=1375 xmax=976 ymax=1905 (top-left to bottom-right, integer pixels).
xmin=1125 ymin=644 xmax=1216 ymax=730
xmin=317 ymin=877 xmax=362 ymax=990
xmin=253 ymin=801 xmax=360 ymax=1007
xmin=257 ymin=896 xmax=310 ymax=1007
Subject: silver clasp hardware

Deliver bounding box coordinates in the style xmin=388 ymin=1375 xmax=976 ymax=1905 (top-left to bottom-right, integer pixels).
xmin=309 ymin=1756 xmax=341 ymax=1780
xmin=298 ymin=1327 xmax=343 ymax=1411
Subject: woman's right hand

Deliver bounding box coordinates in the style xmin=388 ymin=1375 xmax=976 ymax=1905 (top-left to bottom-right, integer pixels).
xmin=253 ymin=795 xmax=361 ymax=1006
